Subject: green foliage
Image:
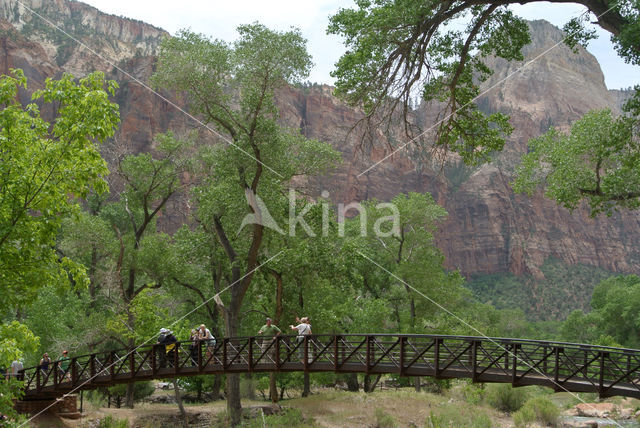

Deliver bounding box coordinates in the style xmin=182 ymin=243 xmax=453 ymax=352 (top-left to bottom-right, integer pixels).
xmin=374 ymin=408 xmax=397 ymax=428
xmin=485 ymin=383 xmax=529 ymax=413
xmin=513 ymin=395 xmax=560 ymax=427
xmin=514 ymin=109 xmax=638 ymax=216
xmin=425 ymin=407 xmax=492 ymax=428
xmin=459 ymin=382 xmax=486 ymax=405
xmin=0 ymin=68 xmax=119 ymax=310
xmin=96 ymin=415 xmax=130 ymax=428
xmin=467 ymin=258 xmax=613 ymax=321
xmin=103 ymin=381 xmax=155 ymax=406
xmin=0 ymin=68 xmax=118 ymax=418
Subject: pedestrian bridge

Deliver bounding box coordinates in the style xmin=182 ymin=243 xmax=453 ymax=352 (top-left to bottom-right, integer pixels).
xmin=17 ymin=334 xmax=640 ymax=400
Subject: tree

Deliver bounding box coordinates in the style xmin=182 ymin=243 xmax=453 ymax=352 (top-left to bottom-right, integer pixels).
xmin=152 ymin=24 xmax=339 ymax=425
xmin=513 ymin=109 xmax=639 ymax=216
xmin=0 ymin=68 xmax=119 ymax=422
xmin=327 ymin=0 xmax=638 ymax=164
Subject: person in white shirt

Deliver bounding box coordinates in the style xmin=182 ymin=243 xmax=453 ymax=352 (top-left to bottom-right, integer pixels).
xmin=6 ymin=360 xmax=23 ymax=380
xmin=289 ymin=317 xmax=312 ymax=361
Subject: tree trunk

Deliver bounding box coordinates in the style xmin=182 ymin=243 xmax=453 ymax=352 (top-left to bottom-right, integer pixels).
xmin=414 ymin=377 xmax=421 ymax=392
xmin=225 ymin=308 xmax=242 ymax=426
xmin=269 ymin=373 xmax=278 ymax=403
xmin=346 ymin=373 xmax=359 ymax=392
xmin=302 ymin=372 xmax=310 ymax=397
xmin=212 ymin=375 xmax=223 ymax=400
xmin=244 ymin=373 xmax=255 ymax=400
xmin=365 ymin=374 xmax=382 ymax=392
xmin=125 ymin=339 xmax=135 ymax=407
xmin=173 ymin=379 xmax=188 ymax=428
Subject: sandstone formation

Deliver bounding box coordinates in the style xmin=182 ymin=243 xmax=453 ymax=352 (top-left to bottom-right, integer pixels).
xmin=1 ymin=1 xmax=639 ymax=315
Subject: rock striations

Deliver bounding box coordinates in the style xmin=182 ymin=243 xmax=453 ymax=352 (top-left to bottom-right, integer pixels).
xmin=1 ymin=1 xmax=639 ymax=310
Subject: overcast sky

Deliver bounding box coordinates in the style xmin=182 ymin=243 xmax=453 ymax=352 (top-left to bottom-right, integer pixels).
xmin=81 ymin=0 xmax=637 ymax=90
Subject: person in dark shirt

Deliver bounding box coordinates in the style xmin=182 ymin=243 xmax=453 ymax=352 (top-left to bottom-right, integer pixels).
xmin=157 ymin=328 xmax=178 ymax=368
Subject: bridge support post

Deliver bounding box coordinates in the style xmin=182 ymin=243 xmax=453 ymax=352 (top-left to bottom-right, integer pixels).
xmin=599 ymin=351 xmax=608 ymax=397
xmin=248 ymin=337 xmax=254 ymax=372
xmin=434 ymin=337 xmax=441 ymax=378
xmin=53 ymin=361 xmax=59 ymax=390
xmin=471 ymin=340 xmax=479 ymax=383
xmin=71 ymin=357 xmax=77 ymax=387
xmin=129 ymin=349 xmax=135 ymax=379
xmin=151 ymin=346 xmax=157 ymax=377
xmin=304 ymin=336 xmax=309 ymax=371
xmin=222 ymin=338 xmax=228 ymax=370
xmin=89 ymin=354 xmax=96 ymax=387
xmin=197 ymin=340 xmax=203 ymax=372
xmin=366 ymin=336 xmax=372 ymax=375
xmin=275 ymin=336 xmax=281 ymax=369
xmin=553 ymin=347 xmax=563 ymax=391
xmin=334 ymin=335 xmax=340 ymax=372
xmin=109 ymin=351 xmax=116 ymax=382
xmin=511 ymin=344 xmax=520 ymax=385
xmin=399 ymin=336 xmax=406 ymax=376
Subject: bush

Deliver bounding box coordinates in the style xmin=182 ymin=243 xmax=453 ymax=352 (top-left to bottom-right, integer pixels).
xmin=485 ymin=384 xmax=529 ymax=413
xmin=374 ymin=408 xmax=397 ymax=428
xmin=96 ymin=415 xmax=129 ymax=428
xmin=460 ymin=382 xmax=485 ymax=405
xmin=513 ymin=396 xmax=560 ymax=427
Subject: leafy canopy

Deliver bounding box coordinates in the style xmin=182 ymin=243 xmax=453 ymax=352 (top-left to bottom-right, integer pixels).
xmin=328 ymin=1 xmax=638 ymax=164
xmin=0 ymin=69 xmax=119 ymax=309
xmin=513 ymin=109 xmax=638 ymax=216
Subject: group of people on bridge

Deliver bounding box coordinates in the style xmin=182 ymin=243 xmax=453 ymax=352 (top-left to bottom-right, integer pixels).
xmin=3 ymin=316 xmax=314 ymax=379
xmin=154 ymin=316 xmax=313 ymax=367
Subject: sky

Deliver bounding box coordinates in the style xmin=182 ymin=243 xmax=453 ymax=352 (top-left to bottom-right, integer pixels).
xmin=81 ymin=0 xmax=637 ymax=90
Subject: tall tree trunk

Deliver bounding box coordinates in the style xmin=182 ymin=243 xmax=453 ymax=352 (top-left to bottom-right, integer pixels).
xmin=269 ymin=373 xmax=278 ymax=403
xmin=302 ymin=372 xmax=310 ymax=397
xmin=173 ymin=379 xmax=188 ymax=428
xmin=346 ymin=373 xmax=359 ymax=392
xmin=225 ymin=306 xmax=242 ymax=426
xmin=125 ymin=335 xmax=135 ymax=408
xmin=414 ymin=377 xmax=421 ymax=392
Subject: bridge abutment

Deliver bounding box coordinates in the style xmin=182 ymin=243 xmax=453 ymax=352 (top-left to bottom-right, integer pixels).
xmin=15 ymin=394 xmax=81 ymax=419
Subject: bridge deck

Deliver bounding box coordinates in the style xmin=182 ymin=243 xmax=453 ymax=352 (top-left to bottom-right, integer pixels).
xmin=17 ymin=334 xmax=640 ymax=400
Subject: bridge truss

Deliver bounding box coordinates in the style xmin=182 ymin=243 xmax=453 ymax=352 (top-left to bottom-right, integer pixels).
xmin=18 ymin=334 xmax=640 ymax=400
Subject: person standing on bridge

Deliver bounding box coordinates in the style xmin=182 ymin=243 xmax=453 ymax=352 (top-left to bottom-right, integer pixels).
xmin=257 ymin=317 xmax=281 ymax=359
xmin=5 ymin=359 xmax=23 ymax=381
xmin=39 ymin=353 xmax=51 ymax=376
xmin=198 ymin=324 xmax=216 ymax=361
xmin=290 ymin=317 xmax=312 ymax=361
xmin=59 ymin=350 xmax=70 ymax=381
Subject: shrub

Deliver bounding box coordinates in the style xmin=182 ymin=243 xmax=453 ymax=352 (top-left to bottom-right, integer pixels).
xmin=485 ymin=383 xmax=529 ymax=413
xmin=96 ymin=415 xmax=129 ymax=428
xmin=460 ymin=382 xmax=485 ymax=405
xmin=374 ymin=408 xmax=397 ymax=428
xmin=513 ymin=396 xmax=560 ymax=427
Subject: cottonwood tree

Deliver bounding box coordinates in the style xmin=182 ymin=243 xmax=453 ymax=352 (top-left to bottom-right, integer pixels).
xmin=328 ymin=0 xmax=638 ymax=164
xmin=152 ymin=24 xmax=339 ymax=425
xmin=0 ymin=69 xmax=119 ymax=420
